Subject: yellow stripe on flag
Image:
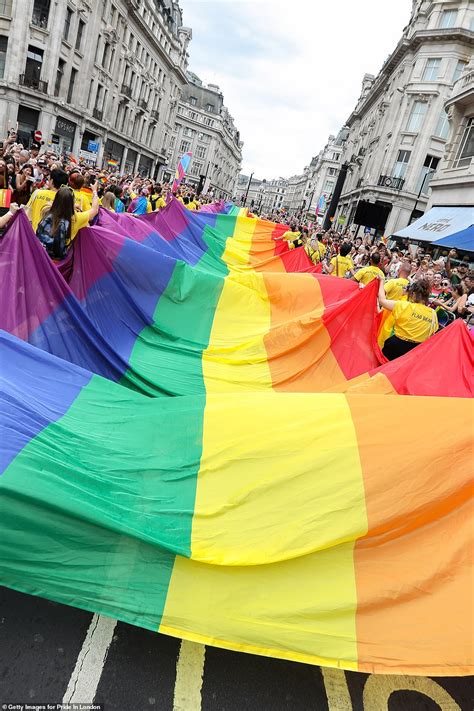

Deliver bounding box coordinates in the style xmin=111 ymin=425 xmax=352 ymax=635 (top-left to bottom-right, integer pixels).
xmin=159 ymin=392 xmax=367 ymax=671
xmin=203 ymin=218 xmax=273 ymax=392
xmin=192 ymin=392 xmax=367 ymax=565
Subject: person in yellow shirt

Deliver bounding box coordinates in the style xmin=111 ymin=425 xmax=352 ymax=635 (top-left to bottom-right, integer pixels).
xmin=377 ymin=277 xmax=438 ymax=360
xmin=327 ymin=242 xmax=355 ymax=278
xmin=69 ymin=172 xmax=88 ymax=211
xmin=353 ymin=251 xmax=385 ymax=286
xmin=304 ymin=232 xmax=325 ymax=264
xmin=274 ymin=224 xmax=303 ymax=250
xmin=35 ymin=184 xmax=99 ymax=261
xmin=26 ymin=168 xmax=68 ymax=230
xmin=150 ymin=186 xmax=166 ymax=211
xmin=384 ymin=261 xmax=411 ymax=301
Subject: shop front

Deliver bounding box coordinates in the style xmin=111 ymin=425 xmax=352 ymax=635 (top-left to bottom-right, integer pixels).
xmin=52 ymin=116 xmax=77 ymax=155
xmin=104 ymin=138 xmax=124 ymax=171
xmin=16 ymin=105 xmax=40 ymax=147
xmin=138 ymin=154 xmax=153 ymax=177
xmin=124 ymin=149 xmax=138 ymax=175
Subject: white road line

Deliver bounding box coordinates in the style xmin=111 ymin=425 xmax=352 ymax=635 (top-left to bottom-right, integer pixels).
xmin=173 ymin=640 xmax=206 ymax=711
xmin=63 ymin=614 xmax=117 ymax=704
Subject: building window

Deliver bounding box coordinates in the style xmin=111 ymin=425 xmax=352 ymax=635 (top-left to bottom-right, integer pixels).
xmin=183 ymin=127 xmax=194 ymax=137
xmin=177 ymin=106 xmax=184 ymax=115
xmin=54 ymin=58 xmax=65 ymax=97
xmin=416 ymin=155 xmax=440 ymax=194
xmin=439 ymin=9 xmax=457 ymax=28
xmin=203 ymin=117 xmax=214 ymax=127
xmin=189 ymin=96 xmax=197 ymax=106
xmin=422 ymin=58 xmax=441 ymax=82
xmin=327 ymin=167 xmax=338 ymax=176
xmin=0 ymin=35 xmax=7 ymax=79
xmin=179 ymin=140 xmax=191 ymax=153
xmin=198 ymin=132 xmax=210 ymax=143
xmin=393 ymin=150 xmax=411 ymax=179
xmin=0 ymin=0 xmax=12 ymax=16
xmin=454 ymin=118 xmax=474 ymax=168
xmin=196 ymin=144 xmax=206 ymax=159
xmin=323 ymin=179 xmax=335 ymax=194
xmin=452 ymin=59 xmax=467 ymax=84
xmin=94 ymin=83 xmax=104 ymax=110
xmin=192 ymin=161 xmax=203 ymax=175
xmin=188 ymin=110 xmax=198 ymax=120
xmin=205 ymin=103 xmax=215 ymax=113
xmin=24 ymin=45 xmax=43 ymax=83
xmin=406 ymin=100 xmax=427 ymax=132
xmin=66 ymin=67 xmax=77 ymax=103
xmin=434 ymin=110 xmax=450 ymax=140
xmin=75 ymin=19 xmax=85 ymax=51
xmin=32 ymin=0 xmax=50 ymax=28
xmin=102 ymin=41 xmax=110 ymax=70
xmin=64 ymin=6 xmax=73 ymax=41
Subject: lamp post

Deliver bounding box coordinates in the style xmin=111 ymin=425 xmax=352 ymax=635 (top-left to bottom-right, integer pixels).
xmin=410 ymin=168 xmax=436 ymax=223
xmin=243 ymin=172 xmax=254 ymax=206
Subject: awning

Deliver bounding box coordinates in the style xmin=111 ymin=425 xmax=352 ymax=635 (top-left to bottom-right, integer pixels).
xmin=393 ymin=206 xmax=474 ymax=251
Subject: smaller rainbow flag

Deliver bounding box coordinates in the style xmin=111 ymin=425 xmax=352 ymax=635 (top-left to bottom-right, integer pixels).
xmin=0 ymin=189 xmax=12 ymax=208
xmin=315 ymin=194 xmax=326 ymax=216
xmin=172 ymin=151 xmax=192 ymax=192
xmin=107 ymin=159 xmax=118 ymax=167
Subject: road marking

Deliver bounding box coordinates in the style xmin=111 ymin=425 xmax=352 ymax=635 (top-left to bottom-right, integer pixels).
xmin=321 ymin=667 xmax=353 ymax=711
xmin=363 ymin=674 xmax=461 ymax=711
xmin=173 ymin=640 xmax=206 ymax=711
xmin=63 ymin=614 xmax=117 ymax=703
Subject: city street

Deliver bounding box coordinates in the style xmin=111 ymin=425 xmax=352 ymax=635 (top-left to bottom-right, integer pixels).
xmin=1 ymin=587 xmax=472 ymax=710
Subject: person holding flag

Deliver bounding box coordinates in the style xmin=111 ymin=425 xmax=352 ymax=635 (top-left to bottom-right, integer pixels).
xmin=172 ymin=152 xmax=192 ymax=194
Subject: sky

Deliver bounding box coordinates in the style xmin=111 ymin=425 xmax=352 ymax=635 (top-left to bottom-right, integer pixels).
xmin=179 ymin=0 xmax=413 ymax=179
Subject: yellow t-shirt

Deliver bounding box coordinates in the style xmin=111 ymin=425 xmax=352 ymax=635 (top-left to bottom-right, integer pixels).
xmin=354 ymin=265 xmax=385 ymax=285
xmin=70 ymin=209 xmax=94 ymax=242
xmin=392 ymin=301 xmax=438 ymax=343
xmin=283 ymin=230 xmax=301 ymax=242
xmin=73 ymin=190 xmax=86 ymax=212
xmin=187 ymin=201 xmax=198 ymax=211
xmin=329 ymin=255 xmax=354 ymax=278
xmin=384 ymin=277 xmax=409 ymax=301
xmin=177 ymin=196 xmax=185 ymax=204
xmin=79 ymin=189 xmax=93 ymax=211
xmin=153 ymin=196 xmax=167 ymax=211
xmin=26 ymin=189 xmax=57 ymax=230
xmin=304 ymin=241 xmax=325 ymax=264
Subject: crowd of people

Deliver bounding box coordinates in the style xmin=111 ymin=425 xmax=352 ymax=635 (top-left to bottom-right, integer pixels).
xmin=0 ymin=131 xmax=222 ymax=258
xmin=1 ymin=133 xmax=472 ymax=361
xmin=275 ymin=222 xmax=474 ymax=359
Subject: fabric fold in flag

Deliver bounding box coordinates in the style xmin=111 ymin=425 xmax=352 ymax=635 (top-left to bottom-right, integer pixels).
xmin=0 ymin=331 xmax=472 ymax=676
xmin=1 ymin=209 xmax=384 ymax=395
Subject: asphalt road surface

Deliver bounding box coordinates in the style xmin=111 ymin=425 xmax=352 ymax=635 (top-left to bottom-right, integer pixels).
xmin=1 ymin=587 xmax=472 ymax=710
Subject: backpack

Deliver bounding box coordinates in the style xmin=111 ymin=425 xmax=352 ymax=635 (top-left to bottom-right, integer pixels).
xmin=36 ymin=214 xmax=70 ymax=260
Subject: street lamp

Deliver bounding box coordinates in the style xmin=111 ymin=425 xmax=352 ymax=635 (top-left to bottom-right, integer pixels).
xmin=410 ymin=168 xmax=436 ymax=223
xmin=243 ymin=172 xmax=253 ymax=206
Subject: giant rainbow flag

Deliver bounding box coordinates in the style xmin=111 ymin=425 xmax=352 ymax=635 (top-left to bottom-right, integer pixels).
xmin=0 ymin=200 xmax=472 ymax=676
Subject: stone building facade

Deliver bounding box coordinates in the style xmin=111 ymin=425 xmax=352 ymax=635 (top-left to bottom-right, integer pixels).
xmin=0 ymin=0 xmax=191 ymax=175
xmin=334 ymin=0 xmax=473 ymax=235
xmin=166 ymin=70 xmax=242 ymax=198
xmin=428 ymin=57 xmax=474 ymax=207
xmin=307 ymin=135 xmax=343 ymax=222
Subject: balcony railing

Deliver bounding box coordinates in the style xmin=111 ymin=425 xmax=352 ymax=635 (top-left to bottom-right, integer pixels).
xmin=19 ymin=74 xmax=48 ymax=93
xmin=120 ymin=83 xmax=132 ymax=99
xmin=378 ymin=174 xmax=405 ymax=191
xmin=92 ymin=108 xmax=103 ymax=121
